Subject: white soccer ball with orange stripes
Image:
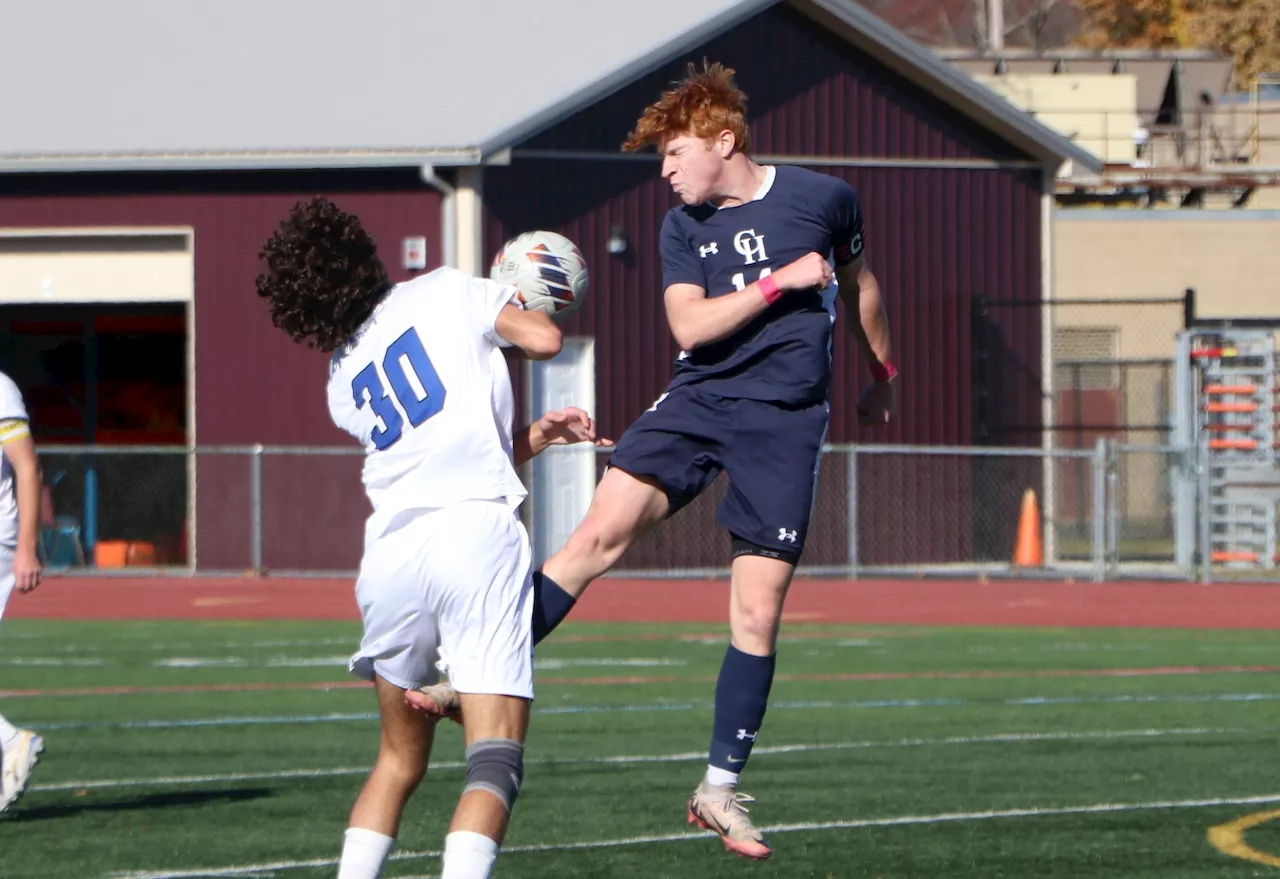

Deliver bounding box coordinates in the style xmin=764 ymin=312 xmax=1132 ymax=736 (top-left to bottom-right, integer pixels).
xmin=490 ymin=230 xmax=588 ymax=319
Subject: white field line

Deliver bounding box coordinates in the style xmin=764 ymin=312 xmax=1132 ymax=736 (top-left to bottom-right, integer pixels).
xmin=147 ymin=656 xmax=686 ymax=670
xmin=28 ymin=690 xmax=1280 ymax=731
xmin=34 ymin=725 xmax=1261 ymax=794
xmin=108 ymin=791 xmax=1280 ymax=878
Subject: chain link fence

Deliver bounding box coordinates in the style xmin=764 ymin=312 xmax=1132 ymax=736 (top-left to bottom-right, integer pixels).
xmin=973 ymin=296 xmax=1185 ymax=448
xmin=611 ymin=444 xmax=1107 ymax=579
xmin=33 ymin=441 xmax=1230 ymax=581
xmin=38 ymin=446 xmax=189 ymax=568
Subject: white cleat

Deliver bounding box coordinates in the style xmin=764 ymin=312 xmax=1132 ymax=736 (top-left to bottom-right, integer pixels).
xmin=687 ymin=779 xmax=772 ymax=860
xmin=1 ymin=729 xmax=44 ymax=812
xmin=405 ymin=681 xmax=462 ymax=724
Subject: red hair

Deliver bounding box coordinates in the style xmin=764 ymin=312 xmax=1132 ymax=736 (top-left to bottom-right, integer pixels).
xmin=622 ymin=61 xmax=750 ymax=154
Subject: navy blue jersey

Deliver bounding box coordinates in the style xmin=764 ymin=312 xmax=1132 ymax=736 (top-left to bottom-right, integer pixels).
xmin=659 ymin=165 xmax=864 ymax=405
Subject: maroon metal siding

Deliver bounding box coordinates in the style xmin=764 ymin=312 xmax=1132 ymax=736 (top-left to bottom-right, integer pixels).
xmin=486 ymin=163 xmax=1042 ymax=446
xmin=485 ymin=160 xmax=1041 ymax=569
xmin=522 ymin=4 xmax=1032 ymax=162
xmin=0 ymin=171 xmax=443 ymax=571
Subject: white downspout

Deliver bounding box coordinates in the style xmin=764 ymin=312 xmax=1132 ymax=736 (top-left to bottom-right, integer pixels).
xmin=1041 ymin=166 xmax=1057 ymax=567
xmin=420 ymin=164 xmax=456 ymax=269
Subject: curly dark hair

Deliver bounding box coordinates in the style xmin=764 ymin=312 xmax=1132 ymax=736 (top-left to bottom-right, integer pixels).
xmin=255 ymin=196 xmax=391 ymax=352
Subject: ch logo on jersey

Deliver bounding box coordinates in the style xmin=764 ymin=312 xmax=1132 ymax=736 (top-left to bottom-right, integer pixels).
xmin=699 ymin=242 xmax=719 ymax=258
xmin=736 ymin=729 xmax=758 ymax=742
xmin=733 ymin=229 xmax=768 ymax=265
xmin=778 ymin=528 xmax=798 ymax=544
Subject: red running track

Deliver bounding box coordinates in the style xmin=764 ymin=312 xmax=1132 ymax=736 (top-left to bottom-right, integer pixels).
xmin=6 ymin=575 xmax=1280 ymax=629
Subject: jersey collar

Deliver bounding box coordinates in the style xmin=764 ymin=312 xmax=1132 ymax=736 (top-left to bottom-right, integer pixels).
xmin=713 ymin=164 xmax=776 ymax=210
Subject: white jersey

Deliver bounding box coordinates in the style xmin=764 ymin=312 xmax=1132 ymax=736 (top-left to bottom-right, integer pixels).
xmin=327 ymin=267 xmax=527 ymax=547
xmin=0 ymin=372 xmax=29 ymax=550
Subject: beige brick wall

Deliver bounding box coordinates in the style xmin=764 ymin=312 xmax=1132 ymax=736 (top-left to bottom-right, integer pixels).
xmin=1055 ymin=212 xmax=1280 ymax=324
xmin=1053 ymin=211 xmax=1280 ymax=524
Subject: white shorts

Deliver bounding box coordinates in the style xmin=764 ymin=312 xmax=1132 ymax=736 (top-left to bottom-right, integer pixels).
xmin=0 ymin=548 xmax=13 ymax=624
xmin=349 ymin=499 xmax=535 ymax=699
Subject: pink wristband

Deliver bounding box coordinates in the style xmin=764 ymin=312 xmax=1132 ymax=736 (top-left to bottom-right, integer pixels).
xmin=758 ymin=273 xmax=782 ymax=305
xmin=870 ymin=360 xmax=898 ymax=382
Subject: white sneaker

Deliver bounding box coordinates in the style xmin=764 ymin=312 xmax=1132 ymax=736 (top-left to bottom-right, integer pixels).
xmin=1 ymin=729 xmax=44 ymax=812
xmin=687 ymin=779 xmax=771 ymax=860
xmin=405 ymin=681 xmax=462 ymax=724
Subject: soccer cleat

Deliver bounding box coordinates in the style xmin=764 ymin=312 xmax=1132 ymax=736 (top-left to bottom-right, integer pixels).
xmin=405 ymin=680 xmax=462 ymax=724
xmin=1 ymin=729 xmax=44 ymax=812
xmin=686 ymin=779 xmax=772 ymax=860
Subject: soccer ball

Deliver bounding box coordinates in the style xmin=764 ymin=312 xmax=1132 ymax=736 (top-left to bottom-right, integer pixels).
xmin=490 ymin=230 xmax=588 ymax=318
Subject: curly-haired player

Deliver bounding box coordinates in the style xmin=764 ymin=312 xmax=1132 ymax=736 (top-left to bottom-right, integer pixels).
xmin=257 ymin=197 xmax=608 ymax=879
xmin=412 ymin=62 xmax=896 ymax=860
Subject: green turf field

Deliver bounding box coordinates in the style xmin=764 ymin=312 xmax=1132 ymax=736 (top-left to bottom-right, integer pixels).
xmin=2 ymin=620 xmax=1279 ymax=877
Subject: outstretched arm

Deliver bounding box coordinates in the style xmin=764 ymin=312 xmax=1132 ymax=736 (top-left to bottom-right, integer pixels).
xmin=514 ymin=408 xmax=614 ymax=467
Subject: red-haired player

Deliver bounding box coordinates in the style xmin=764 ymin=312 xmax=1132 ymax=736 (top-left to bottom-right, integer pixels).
xmin=414 ymin=62 xmax=896 ymax=861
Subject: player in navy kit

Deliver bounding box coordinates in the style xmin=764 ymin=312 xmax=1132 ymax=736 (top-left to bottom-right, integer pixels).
xmin=411 ymin=62 xmax=896 ymax=859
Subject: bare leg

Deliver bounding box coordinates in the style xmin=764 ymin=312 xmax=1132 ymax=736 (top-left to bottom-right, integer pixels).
xmin=339 ymin=675 xmax=437 ymax=879
xmin=407 ymin=468 xmax=672 ymax=719
xmin=540 ymin=467 xmax=670 ymax=598
xmin=728 ymin=554 xmax=795 ymax=657
xmin=349 ymin=676 xmax=436 ymax=835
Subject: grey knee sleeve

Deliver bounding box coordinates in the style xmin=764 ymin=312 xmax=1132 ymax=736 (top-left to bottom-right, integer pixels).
xmin=463 ymin=738 xmax=524 ymax=812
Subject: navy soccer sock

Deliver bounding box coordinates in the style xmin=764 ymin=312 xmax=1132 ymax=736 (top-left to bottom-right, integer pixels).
xmin=707 ymin=645 xmax=776 ymax=781
xmin=531 ymin=570 xmax=576 ymax=645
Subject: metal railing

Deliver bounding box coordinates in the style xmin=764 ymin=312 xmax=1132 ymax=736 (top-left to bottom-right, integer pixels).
xmin=32 ymin=438 xmax=1253 ymax=581
xmin=995 ymin=104 xmax=1280 ymax=170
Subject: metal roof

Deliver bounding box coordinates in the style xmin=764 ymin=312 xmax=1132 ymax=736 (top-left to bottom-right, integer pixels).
xmin=0 ymin=0 xmax=1099 ymax=173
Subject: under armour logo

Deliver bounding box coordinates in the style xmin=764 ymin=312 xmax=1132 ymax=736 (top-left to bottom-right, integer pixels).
xmin=778 ymin=528 xmax=797 ymax=543
xmin=733 ymin=229 xmax=768 ymax=265
xmin=699 ymin=242 xmax=719 ymax=258
xmin=736 ymin=729 xmax=758 ymax=741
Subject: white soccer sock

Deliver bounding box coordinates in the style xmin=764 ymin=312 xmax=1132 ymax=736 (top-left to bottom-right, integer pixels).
xmin=705 ymin=765 xmax=740 ymax=788
xmin=336 ymin=827 xmax=395 ymax=879
xmin=0 ymin=715 xmax=19 ymax=750
xmin=441 ymin=830 xmax=499 ymax=879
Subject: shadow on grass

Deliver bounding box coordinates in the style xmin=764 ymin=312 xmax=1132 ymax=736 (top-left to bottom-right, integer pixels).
xmin=1 ymin=787 xmax=272 ymax=822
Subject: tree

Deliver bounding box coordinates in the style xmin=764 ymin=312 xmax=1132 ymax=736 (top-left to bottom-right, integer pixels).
xmin=1073 ymin=0 xmax=1280 ymax=85
xmin=1187 ymin=0 xmax=1280 ymax=84
xmin=1073 ymin=0 xmax=1194 ymax=49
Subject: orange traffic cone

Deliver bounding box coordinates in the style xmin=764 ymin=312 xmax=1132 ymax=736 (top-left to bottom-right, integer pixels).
xmin=1012 ymin=489 xmax=1044 ymax=569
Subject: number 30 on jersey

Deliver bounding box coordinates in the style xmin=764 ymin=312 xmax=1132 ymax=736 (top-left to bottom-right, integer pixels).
xmin=351 ymin=327 xmax=446 ymax=450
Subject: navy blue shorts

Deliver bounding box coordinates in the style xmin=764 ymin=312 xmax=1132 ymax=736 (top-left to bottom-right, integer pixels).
xmin=607 ymin=384 xmax=829 ymax=555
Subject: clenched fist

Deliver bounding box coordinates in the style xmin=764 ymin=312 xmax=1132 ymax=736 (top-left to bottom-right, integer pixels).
xmin=773 ymin=252 xmax=834 ymax=292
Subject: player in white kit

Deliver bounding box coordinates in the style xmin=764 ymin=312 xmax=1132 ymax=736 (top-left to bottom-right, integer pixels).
xmin=256 ymin=197 xmax=604 ymax=879
xmin=0 ymin=370 xmax=45 ymax=812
